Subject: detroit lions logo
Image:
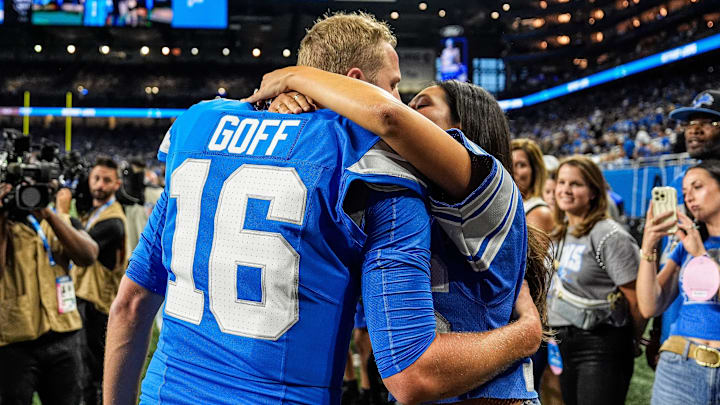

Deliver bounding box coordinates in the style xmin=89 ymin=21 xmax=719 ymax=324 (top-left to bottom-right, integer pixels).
xmin=693 ymin=92 xmax=714 ymax=108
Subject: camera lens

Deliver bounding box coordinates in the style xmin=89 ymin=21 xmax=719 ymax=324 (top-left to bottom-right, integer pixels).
xmin=19 ymin=187 xmax=42 ymax=209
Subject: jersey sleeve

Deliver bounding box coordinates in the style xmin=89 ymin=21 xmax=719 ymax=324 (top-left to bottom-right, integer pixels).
xmin=157 ymin=126 xmax=173 ymax=162
xmin=361 ymin=188 xmax=435 ymax=379
xmin=126 ymin=189 xmax=169 ymax=296
xmin=428 ymin=129 xmax=523 ymax=272
xmin=339 ymin=140 xmax=429 ymax=249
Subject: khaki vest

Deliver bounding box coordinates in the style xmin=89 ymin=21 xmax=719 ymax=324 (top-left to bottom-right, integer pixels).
xmin=71 ymin=201 xmax=128 ymax=315
xmin=0 ymin=216 xmax=82 ymax=347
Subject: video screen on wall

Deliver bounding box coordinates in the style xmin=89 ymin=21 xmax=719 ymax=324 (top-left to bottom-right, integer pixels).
xmin=29 ymin=0 xmax=226 ymax=28
xmin=0 ymin=0 xmax=4 ymax=23
xmin=436 ymin=36 xmax=469 ymax=82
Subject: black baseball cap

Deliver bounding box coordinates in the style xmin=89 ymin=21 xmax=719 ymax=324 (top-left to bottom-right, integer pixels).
xmin=669 ymin=89 xmax=720 ymax=121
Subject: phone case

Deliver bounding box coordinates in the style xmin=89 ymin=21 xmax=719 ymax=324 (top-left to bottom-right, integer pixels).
xmin=652 ymin=187 xmax=678 ymax=234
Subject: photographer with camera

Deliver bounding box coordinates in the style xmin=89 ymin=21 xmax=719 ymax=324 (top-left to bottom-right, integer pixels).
xmin=70 ymin=156 xmax=128 ymax=405
xmin=0 ymin=180 xmax=99 ymax=404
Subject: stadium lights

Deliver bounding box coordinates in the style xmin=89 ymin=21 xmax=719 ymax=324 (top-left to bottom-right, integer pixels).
xmin=162 ymin=47 xmax=170 ymax=56
xmin=252 ymin=48 xmax=261 ymax=58
xmin=589 ymin=17 xmax=596 ymax=24
xmin=9 ymin=32 xmax=720 ymax=118
xmin=539 ymin=1 xmax=547 ymax=9
xmin=218 ymin=88 xmax=227 ymax=96
xmin=390 ymin=11 xmax=399 ymax=20
xmin=418 ymin=2 xmax=427 ymax=11
xmin=557 ymin=35 xmax=570 ymax=45
xmin=191 ymin=47 xmax=199 ymax=55
xmin=140 ymin=46 xmax=150 ymax=55
xmin=490 ymin=11 xmax=500 ymax=19
xmin=659 ymin=7 xmax=668 ymax=17
xmin=558 ymin=13 xmax=572 ymax=23
xmin=709 ymin=21 xmax=715 ymax=28
xmin=502 ymin=3 xmax=510 ymax=11
xmin=282 ymin=49 xmax=291 ymax=58
xmin=152 ymin=87 xmax=159 ymax=95
xmin=222 ymin=47 xmax=230 ymax=56
xmin=593 ymin=9 xmax=604 ymax=19
xmin=34 ymin=45 xmax=42 ymax=53
xmin=593 ymin=32 xmax=604 ymax=42
xmin=67 ymin=45 xmax=76 ymax=54
xmin=438 ymin=9 xmax=446 ymax=17
xmin=145 ymin=86 xmax=152 ymax=94
xmin=533 ymin=18 xmax=545 ymax=28
xmin=100 ymin=45 xmax=110 ymax=54
xmin=632 ymin=18 xmax=641 ymax=28
xmin=540 ymin=41 xmax=548 ymax=49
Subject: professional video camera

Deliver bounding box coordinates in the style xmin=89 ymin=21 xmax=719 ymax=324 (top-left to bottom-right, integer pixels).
xmin=59 ymin=150 xmax=93 ymax=215
xmin=0 ymin=129 xmax=62 ymax=212
xmin=116 ymin=157 xmax=146 ymax=207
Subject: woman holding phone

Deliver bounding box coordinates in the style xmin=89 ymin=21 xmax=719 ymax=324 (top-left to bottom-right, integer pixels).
xmin=637 ymin=160 xmax=720 ymax=405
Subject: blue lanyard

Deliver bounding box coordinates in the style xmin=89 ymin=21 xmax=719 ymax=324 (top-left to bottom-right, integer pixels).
xmin=27 ymin=215 xmax=56 ymax=267
xmin=86 ymin=198 xmax=115 ymax=230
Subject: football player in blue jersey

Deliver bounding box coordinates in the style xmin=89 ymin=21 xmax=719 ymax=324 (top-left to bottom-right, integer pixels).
xmin=245 ymin=58 xmax=553 ymax=404
xmin=104 ymin=12 xmax=543 ymax=405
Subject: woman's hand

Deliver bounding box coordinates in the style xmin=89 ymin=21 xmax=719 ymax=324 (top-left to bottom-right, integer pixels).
xmin=267 ymin=92 xmax=316 ymax=114
xmin=640 ymin=201 xmax=678 ymax=252
xmin=242 ymin=67 xmax=301 ymax=105
xmin=675 ymin=211 xmax=707 ymax=257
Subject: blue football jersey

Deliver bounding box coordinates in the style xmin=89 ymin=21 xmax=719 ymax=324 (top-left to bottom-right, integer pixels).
xmin=428 ymin=131 xmax=536 ymax=402
xmin=126 ymin=99 xmax=431 ymax=404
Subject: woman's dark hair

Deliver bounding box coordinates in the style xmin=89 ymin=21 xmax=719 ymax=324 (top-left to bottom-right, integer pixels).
xmin=438 ymin=80 xmax=552 ymax=333
xmin=685 ymin=159 xmax=720 ymax=242
xmin=438 ymin=80 xmax=513 ymax=173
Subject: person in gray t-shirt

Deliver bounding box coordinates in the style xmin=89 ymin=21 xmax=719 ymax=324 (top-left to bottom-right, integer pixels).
xmin=547 ymin=156 xmax=645 ymax=405
xmin=548 ymin=218 xmax=640 ymax=326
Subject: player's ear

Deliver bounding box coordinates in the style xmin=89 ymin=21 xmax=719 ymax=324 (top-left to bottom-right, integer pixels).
xmin=346 ymin=67 xmax=367 ymax=82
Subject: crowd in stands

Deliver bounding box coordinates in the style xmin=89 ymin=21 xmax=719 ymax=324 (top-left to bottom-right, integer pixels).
xmin=508 ymin=59 xmax=720 ymax=163
xmin=508 ymin=13 xmax=717 ymax=95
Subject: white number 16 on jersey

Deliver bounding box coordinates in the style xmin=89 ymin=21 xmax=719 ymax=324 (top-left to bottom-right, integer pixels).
xmin=165 ymin=159 xmax=307 ymax=340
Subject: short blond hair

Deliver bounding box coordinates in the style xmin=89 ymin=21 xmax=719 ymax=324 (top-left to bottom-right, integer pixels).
xmin=297 ymin=12 xmax=397 ymax=82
